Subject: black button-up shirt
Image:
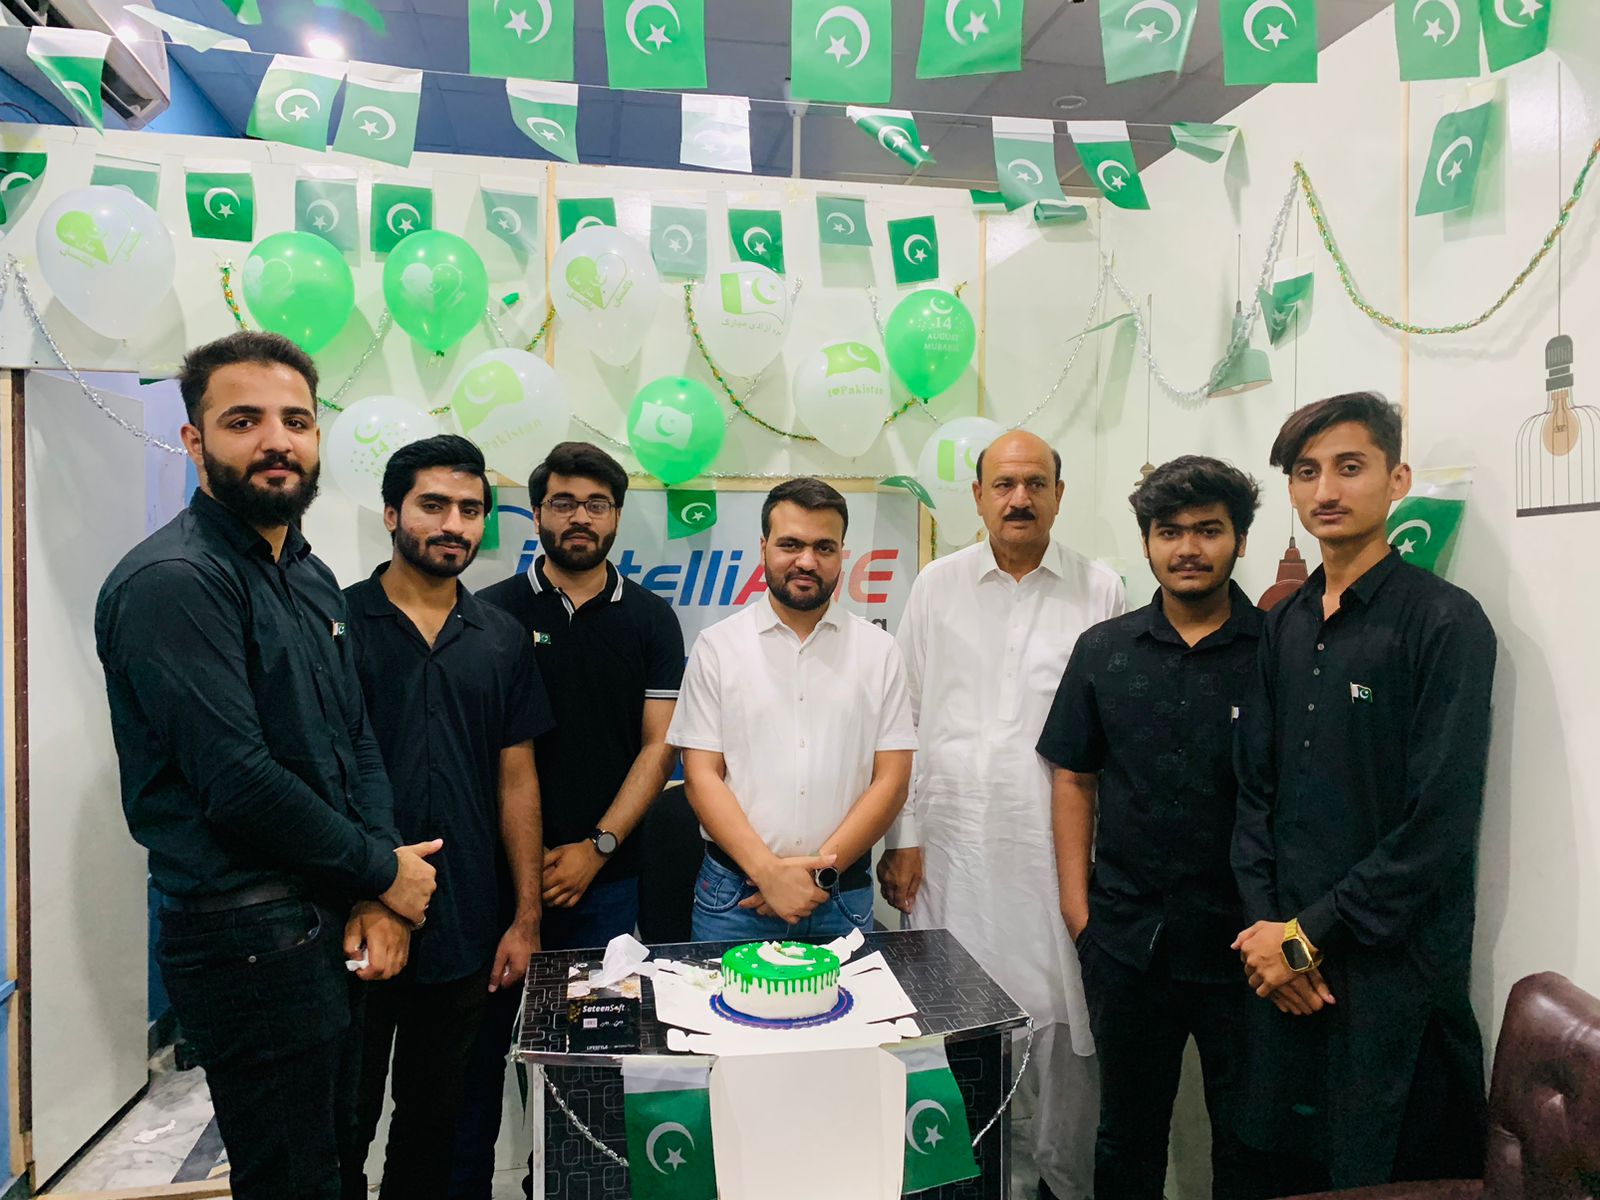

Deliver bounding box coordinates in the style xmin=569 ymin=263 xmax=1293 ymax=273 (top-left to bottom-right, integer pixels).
xmin=479 ymin=557 xmax=684 ymax=886
xmin=345 ymin=568 xmax=554 ymax=984
xmin=95 ymin=489 xmax=400 ymax=902
xmin=1038 ymin=581 xmax=1261 ymax=983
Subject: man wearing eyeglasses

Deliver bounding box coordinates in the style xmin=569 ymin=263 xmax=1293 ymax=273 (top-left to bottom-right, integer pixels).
xmin=449 ymin=442 xmax=685 ymax=1199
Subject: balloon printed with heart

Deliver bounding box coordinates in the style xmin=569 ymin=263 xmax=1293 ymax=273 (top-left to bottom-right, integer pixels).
xmin=36 ymin=186 xmax=175 ymax=339
xmin=326 ymin=394 xmax=441 ymax=511
xmin=382 ymin=230 xmax=489 ymax=353
xmin=792 ymin=340 xmax=891 ymax=458
xmin=551 ymin=226 xmax=660 ymax=366
xmin=448 ymin=349 xmax=572 ymax=479
xmin=699 ymin=262 xmax=791 ymax=377
xmin=241 ymin=231 xmax=355 ymax=354
xmin=915 ymin=415 xmax=1004 ymax=543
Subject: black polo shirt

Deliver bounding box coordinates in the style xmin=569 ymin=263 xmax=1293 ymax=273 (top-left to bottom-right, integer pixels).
xmin=344 ymin=567 xmax=553 ymax=984
xmin=1037 ymin=581 xmax=1262 ymax=983
xmin=478 ymin=557 xmax=685 ymax=886
xmin=95 ymin=489 xmax=400 ymax=902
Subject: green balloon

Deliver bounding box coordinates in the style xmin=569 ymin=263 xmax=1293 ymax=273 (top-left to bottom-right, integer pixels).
xmin=382 ymin=230 xmax=488 ymax=353
xmin=884 ymin=289 xmax=976 ymax=398
xmin=241 ymin=231 xmax=354 ymax=354
xmin=627 ymin=376 xmax=724 ymax=485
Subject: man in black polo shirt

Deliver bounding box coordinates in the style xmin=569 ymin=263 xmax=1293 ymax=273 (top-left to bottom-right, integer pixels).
xmin=1232 ymin=393 xmax=1496 ymax=1191
xmin=95 ymin=332 xmax=440 ymax=1200
xmin=1038 ymin=456 xmax=1264 ymax=1200
xmin=451 ymin=441 xmax=684 ymax=1199
xmin=344 ymin=435 xmax=550 ymax=1200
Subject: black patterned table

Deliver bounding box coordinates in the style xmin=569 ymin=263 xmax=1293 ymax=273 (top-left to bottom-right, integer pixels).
xmin=519 ymin=928 xmax=1030 ymax=1200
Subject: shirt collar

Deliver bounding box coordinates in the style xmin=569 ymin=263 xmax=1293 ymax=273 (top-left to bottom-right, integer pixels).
xmin=752 ymin=593 xmax=844 ymax=635
xmin=1138 ymin=580 xmax=1263 ymax=646
xmin=353 ymin=564 xmax=484 ymax=627
xmin=977 ymin=536 xmax=1067 ymax=582
xmin=1301 ymin=547 xmax=1402 ymax=610
xmin=189 ymin=488 xmax=311 ymax=562
xmin=527 ymin=555 xmax=623 ymax=603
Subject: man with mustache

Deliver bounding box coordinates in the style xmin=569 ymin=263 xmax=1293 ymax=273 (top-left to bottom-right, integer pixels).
xmin=669 ymin=477 xmax=916 ymax=941
xmin=343 ymin=435 xmax=550 ymax=1200
xmin=879 ymin=430 xmax=1125 ymax=1200
xmin=94 ymin=332 xmax=440 ymax=1199
xmin=452 ymin=442 xmax=684 ymax=1199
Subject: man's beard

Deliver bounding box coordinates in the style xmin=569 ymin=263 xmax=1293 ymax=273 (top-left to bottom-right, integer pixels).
xmin=395 ymin=525 xmax=478 ymax=579
xmin=204 ymin=446 xmax=320 ymax=528
xmin=766 ymin=566 xmax=834 ymax=612
xmin=540 ymin=524 xmax=614 ymax=572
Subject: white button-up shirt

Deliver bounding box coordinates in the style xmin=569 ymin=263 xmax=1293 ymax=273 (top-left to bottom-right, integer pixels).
xmin=668 ymin=595 xmax=919 ymax=856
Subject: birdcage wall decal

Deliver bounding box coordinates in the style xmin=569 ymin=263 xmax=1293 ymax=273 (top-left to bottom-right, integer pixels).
xmin=1516 ymin=335 xmax=1600 ymax=518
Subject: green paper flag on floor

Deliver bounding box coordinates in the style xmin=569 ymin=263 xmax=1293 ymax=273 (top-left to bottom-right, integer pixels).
xmin=185 ymin=164 xmax=255 ymax=241
xmin=1100 ymin=0 xmax=1197 ymax=84
xmin=1171 ymin=121 xmax=1238 ymax=164
xmin=993 ymin=115 xmax=1066 ymax=209
xmin=1396 ymin=0 xmax=1482 ymax=80
xmin=1257 ymin=255 xmax=1314 ymax=345
xmin=848 ymin=106 xmax=935 ymax=169
xmin=91 ymin=156 xmax=157 ymax=208
xmin=332 ymin=62 xmax=422 ymax=167
xmin=603 ymin=0 xmax=706 ymax=90
xmin=1479 ymin=0 xmax=1550 ymax=72
xmin=370 ymin=181 xmax=433 ymax=253
xmin=916 ymin=0 xmax=1024 ymax=78
xmin=28 ymin=28 xmax=110 ymax=130
xmin=508 ymin=79 xmax=580 ymax=163
xmin=666 ymin=488 xmax=718 ymax=538
xmin=125 ymin=5 xmax=252 ymax=53
xmin=790 ymin=0 xmax=892 ymax=103
xmin=729 ymin=208 xmax=785 ymax=274
xmin=296 ymin=172 xmax=359 ymax=252
xmin=248 ymin=54 xmax=345 ymax=150
xmin=1415 ymin=98 xmax=1494 ymax=216
xmin=219 ymin=0 xmax=262 ymax=25
xmin=1034 ymin=199 xmax=1088 ymax=225
xmin=1070 ymin=121 xmax=1150 ymax=210
xmin=0 ymin=152 xmax=47 ymax=226
xmin=622 ymin=1061 xmax=716 ymax=1200
xmin=1219 ymin=0 xmax=1319 ymax=85
xmin=483 ymin=186 xmax=541 ymax=255
xmin=1386 ymin=469 xmax=1471 ymax=574
xmin=893 ymin=1042 xmax=980 ymax=1193
xmin=558 ymin=196 xmax=617 ymax=242
xmin=469 ymin=0 xmax=574 ymax=80
xmin=651 ymin=203 xmax=707 ymax=276
xmin=888 ymin=216 xmax=939 ymax=285
xmin=817 ymin=195 xmax=871 ymax=246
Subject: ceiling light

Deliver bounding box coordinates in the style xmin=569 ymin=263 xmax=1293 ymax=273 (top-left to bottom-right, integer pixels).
xmin=306 ymin=35 xmax=346 ymax=61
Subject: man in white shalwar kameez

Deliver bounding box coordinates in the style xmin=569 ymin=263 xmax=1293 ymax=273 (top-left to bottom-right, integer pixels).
xmin=881 ymin=431 xmax=1125 ymax=1200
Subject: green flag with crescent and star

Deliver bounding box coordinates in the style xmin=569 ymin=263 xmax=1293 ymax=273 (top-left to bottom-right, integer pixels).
xmin=817 ymin=195 xmax=871 ymax=246
xmin=790 ymin=0 xmax=892 ymax=104
xmin=603 ymin=0 xmax=707 ymax=90
xmin=993 ymin=115 xmax=1066 ymax=208
xmin=916 ymin=0 xmax=1024 ymax=78
xmin=1415 ymin=98 xmax=1494 ymax=216
xmin=893 ymin=1042 xmax=979 ymax=1193
xmin=508 ymin=79 xmax=580 ymax=163
xmin=469 ymin=0 xmax=574 ymax=80
xmin=1034 ymin=199 xmax=1089 ymax=224
xmin=331 ymin=62 xmax=421 ymax=167
xmin=247 ymin=54 xmax=345 ymax=150
xmin=1218 ymin=0 xmax=1319 ymax=85
xmin=0 ymin=152 xmax=47 ymax=227
xmin=888 ymin=215 xmax=939 ymax=285
xmin=90 ymin=156 xmax=156 ymax=208
xmin=651 ymin=203 xmax=707 ymax=276
xmin=185 ymin=164 xmax=255 ymax=241
xmin=124 ymin=5 xmax=252 ymax=52
xmin=1069 ymin=121 xmax=1150 ymax=210
xmin=728 ymin=208 xmax=785 ymax=274
xmin=847 ymin=106 xmax=935 ymax=169
xmin=1257 ymin=255 xmax=1314 ymax=345
xmin=558 ymin=196 xmax=617 ymax=242
xmin=1171 ymin=121 xmax=1238 ymax=163
xmin=1386 ymin=470 xmax=1470 ymax=575
xmin=28 ymin=27 xmax=110 ymax=130
xmin=1396 ymin=0 xmax=1482 ymax=80
xmin=295 ymin=173 xmax=358 ymax=252
xmin=1100 ymin=0 xmax=1198 ymax=84
xmin=666 ymin=488 xmax=718 ymax=538
xmin=622 ymin=1061 xmax=716 ymax=1200
xmin=219 ymin=0 xmax=262 ymax=24
xmin=482 ymin=186 xmax=541 ymax=255
xmin=1479 ymin=0 xmax=1549 ymax=71
xmin=370 ymin=181 xmax=433 ymax=253
xmin=680 ymin=94 xmax=751 ymax=173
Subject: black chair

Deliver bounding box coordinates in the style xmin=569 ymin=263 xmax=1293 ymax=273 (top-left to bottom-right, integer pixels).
xmin=635 ymin=783 xmax=703 ymax=945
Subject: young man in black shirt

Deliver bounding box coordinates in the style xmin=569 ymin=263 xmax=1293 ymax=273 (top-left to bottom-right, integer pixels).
xmin=1038 ymin=456 xmax=1265 ymax=1200
xmin=1232 ymin=393 xmax=1497 ymax=1190
xmin=95 ymin=332 xmax=440 ymax=1200
xmin=344 ymin=436 xmax=550 ymax=1200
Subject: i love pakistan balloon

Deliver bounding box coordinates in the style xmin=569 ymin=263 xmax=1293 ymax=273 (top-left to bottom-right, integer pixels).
xmin=241 ymin=232 xmax=354 ymax=355
xmin=627 ymin=376 xmax=724 ymax=485
xmin=792 ymin=340 xmax=891 ymax=458
xmin=915 ymin=416 xmax=1004 ymax=543
xmin=449 ymin=349 xmax=572 ymax=479
xmin=36 ymin=186 xmax=174 ymax=339
xmin=699 ymin=262 xmax=791 ymax=377
xmin=327 ymin=395 xmax=440 ymax=511
xmin=382 ymin=230 xmax=488 ymax=353
xmin=885 ymin=288 xmax=976 ymax=398
xmin=551 ymin=225 xmax=659 ymax=366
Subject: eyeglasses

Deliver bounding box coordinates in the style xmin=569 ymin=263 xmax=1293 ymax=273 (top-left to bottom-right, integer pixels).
xmin=542 ymin=497 xmax=616 ymax=517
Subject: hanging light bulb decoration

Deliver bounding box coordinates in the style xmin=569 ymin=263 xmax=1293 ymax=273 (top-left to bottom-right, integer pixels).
xmin=1208 ymin=236 xmax=1272 ymax=399
xmin=1258 ymin=534 xmax=1309 ymax=610
xmin=1515 ymin=334 xmax=1600 ymax=516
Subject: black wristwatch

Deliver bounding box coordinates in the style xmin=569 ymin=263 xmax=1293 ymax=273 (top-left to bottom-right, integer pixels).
xmin=589 ymin=828 xmax=618 ymax=856
xmin=813 ymin=865 xmax=840 ymax=890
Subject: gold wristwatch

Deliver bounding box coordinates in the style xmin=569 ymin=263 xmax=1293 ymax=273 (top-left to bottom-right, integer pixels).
xmin=1281 ymin=918 xmax=1323 ymax=974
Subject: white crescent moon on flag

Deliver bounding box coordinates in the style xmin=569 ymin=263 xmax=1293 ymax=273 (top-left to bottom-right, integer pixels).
xmin=0 ymin=171 xmax=35 ymax=192
xmin=306 ymin=197 xmax=341 ymax=230
xmin=1435 ymin=135 xmax=1474 ymax=185
xmin=741 ymin=226 xmax=770 ymax=254
xmin=944 ymin=0 xmax=1003 ymax=43
xmin=826 ymin=210 xmax=856 ymax=234
xmin=1388 ymin=518 xmax=1434 ymax=544
xmin=525 ymin=116 xmax=568 ymax=141
xmin=1413 ymin=0 xmax=1462 ymax=45
xmin=529 ymin=0 xmax=554 ymax=42
xmin=1097 ymin=159 xmax=1131 ymax=189
xmin=901 ymin=232 xmax=933 ymax=263
xmin=1243 ymin=0 xmax=1298 ymax=52
xmin=644 ymin=1121 xmax=695 ymax=1173
xmin=1492 ymin=0 xmax=1526 ymax=27
xmin=1124 ymin=0 xmax=1185 ymax=42
xmin=491 ymin=205 xmax=522 ymax=235
xmin=661 ymin=222 xmax=694 ymax=251
xmin=273 ymin=86 xmax=322 ymax=122
xmin=815 ymin=5 xmax=871 ymax=68
xmin=878 ymin=124 xmax=911 ymax=152
xmin=575 ymin=215 xmax=606 ymax=230
xmin=1007 ymin=157 xmax=1044 ymax=185
xmin=203 ymin=186 xmax=241 ymax=219
xmin=680 ymin=500 xmax=712 ymax=523
xmin=625 ymin=0 xmax=683 ymax=54
xmin=350 ymin=104 xmax=397 ymax=140
xmin=61 ymin=80 xmax=95 ymax=111
xmin=386 ymin=202 xmax=422 ymax=235
xmin=905 ymin=1099 xmax=949 ymax=1154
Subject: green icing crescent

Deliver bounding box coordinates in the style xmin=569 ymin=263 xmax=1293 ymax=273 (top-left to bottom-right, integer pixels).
xmin=721 ymin=940 xmax=841 ymax=996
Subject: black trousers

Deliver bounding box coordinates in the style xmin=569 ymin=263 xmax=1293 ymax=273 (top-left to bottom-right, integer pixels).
xmin=157 ymin=898 xmax=365 ymax=1200
xmin=350 ymin=967 xmax=492 ymax=1200
xmin=1078 ymin=934 xmax=1263 ymax=1200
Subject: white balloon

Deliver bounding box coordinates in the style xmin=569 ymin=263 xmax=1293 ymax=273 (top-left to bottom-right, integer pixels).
xmin=449 ymin=349 xmax=572 ymax=479
xmin=699 ymin=262 xmax=791 ymax=377
xmin=792 ymin=340 xmax=890 ymax=458
xmin=36 ymin=186 xmax=174 ymax=339
xmin=326 ymin=395 xmax=441 ymax=511
xmin=551 ymin=225 xmax=660 ymax=366
xmin=915 ymin=416 xmax=1005 ymax=544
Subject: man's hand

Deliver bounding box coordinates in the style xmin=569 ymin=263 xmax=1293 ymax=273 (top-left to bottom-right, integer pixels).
xmin=489 ymin=919 xmax=539 ymax=993
xmin=876 ymin=848 xmax=924 ymax=914
xmin=380 ymin=839 xmax=443 ymax=924
xmin=749 ymin=854 xmax=835 ymax=924
xmin=1234 ymin=920 xmax=1336 ymax=1010
xmin=344 ymin=901 xmax=412 ymax=982
xmin=542 ymin=841 xmax=605 ymax=909
xmin=1060 ymin=898 xmax=1089 ymax=944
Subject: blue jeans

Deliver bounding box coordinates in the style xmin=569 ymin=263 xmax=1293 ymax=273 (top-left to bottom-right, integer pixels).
xmin=690 ymin=852 xmax=874 ymax=943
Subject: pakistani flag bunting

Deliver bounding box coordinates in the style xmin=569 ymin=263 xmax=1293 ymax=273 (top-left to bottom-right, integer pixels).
xmin=993 ymin=115 xmax=1066 ymax=208
xmin=1257 ymin=255 xmax=1313 ymax=345
xmin=1171 ymin=121 xmax=1238 ymax=164
xmin=968 ymin=187 xmax=1006 ymax=206
xmin=892 ymin=1042 xmax=980 ymax=1193
xmin=185 ymin=163 xmax=255 ymax=241
xmin=370 ymin=180 xmax=433 ymax=253
xmin=1415 ymin=97 xmax=1494 ymax=216
xmin=332 ymin=62 xmax=422 ymax=167
xmin=219 ymin=0 xmax=262 ymax=24
xmin=1219 ymin=0 xmax=1318 ymax=85
xmin=651 ymin=203 xmax=707 ymax=276
xmin=603 ymin=0 xmax=707 ymax=91
xmin=1480 ymin=0 xmax=1549 ymax=72
xmin=847 ymin=107 xmax=935 ymax=169
xmin=729 ymin=207 xmax=785 ymax=274
xmin=1387 ymin=468 xmax=1470 ymax=575
xmin=247 ymin=55 xmax=345 ymax=150
xmin=28 ymin=28 xmax=110 ymax=130
xmin=817 ymin=195 xmax=871 ymax=246
xmin=296 ymin=170 xmax=359 ymax=252
xmin=124 ymin=5 xmax=251 ymax=53
xmin=482 ymin=185 xmax=541 ymax=255
xmin=469 ymin=0 xmax=574 ymax=81
xmin=558 ymin=196 xmax=617 ymax=242
xmin=790 ymin=0 xmax=892 ymax=104
xmin=1100 ymin=0 xmax=1197 ymax=83
xmin=680 ymin=94 xmax=751 ymax=173
xmin=1396 ymin=0 xmax=1482 ymax=80
xmin=0 ymin=152 xmax=47 ymax=227
xmin=1069 ymin=121 xmax=1150 ymax=210
xmin=622 ymin=1061 xmax=716 ymax=1200
xmin=666 ymin=488 xmax=718 ymax=538
xmin=888 ymin=215 xmax=939 ymax=285
xmin=316 ymin=0 xmax=386 ymax=33
xmin=90 ymin=155 xmax=156 ymax=208
xmin=1034 ymin=199 xmax=1089 ymax=225
xmin=916 ymin=0 xmax=1024 ymax=78
xmin=508 ymin=79 xmax=580 ymax=163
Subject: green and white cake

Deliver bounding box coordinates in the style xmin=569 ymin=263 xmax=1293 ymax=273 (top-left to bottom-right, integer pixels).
xmin=720 ymin=941 xmax=842 ymax=1021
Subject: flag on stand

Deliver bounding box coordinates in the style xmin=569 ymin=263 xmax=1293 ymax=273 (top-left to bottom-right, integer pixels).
xmin=185 ymin=163 xmax=255 ymax=241
xmin=790 ymin=0 xmax=892 ymax=103
xmin=1395 ymin=0 xmax=1482 ymax=80
xmin=1069 ymin=121 xmax=1150 ymax=210
xmin=651 ymin=202 xmax=707 ymax=276
xmin=916 ymin=0 xmax=1024 ymax=78
xmin=370 ymin=180 xmax=433 ymax=253
xmin=728 ymin=208 xmax=785 ymax=274
xmin=508 ymin=79 xmax=580 ymax=163
xmin=847 ymin=107 xmax=935 ymax=169
xmin=332 ymin=62 xmax=422 ymax=167
xmin=1099 ymin=0 xmax=1197 ymax=83
xmin=247 ymin=54 xmax=345 ymax=150
xmin=888 ymin=215 xmax=940 ymax=285
xmin=603 ymin=0 xmax=706 ymax=90
xmin=817 ymin=195 xmax=872 ymax=246
xmin=295 ymin=169 xmax=359 ymax=252
xmin=469 ymin=0 xmax=574 ymax=80
xmin=1219 ymin=0 xmax=1319 ymax=84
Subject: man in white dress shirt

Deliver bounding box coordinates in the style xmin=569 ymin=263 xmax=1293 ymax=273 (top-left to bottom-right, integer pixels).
xmin=879 ymin=431 xmax=1125 ymax=1200
xmin=669 ymin=478 xmax=918 ymax=941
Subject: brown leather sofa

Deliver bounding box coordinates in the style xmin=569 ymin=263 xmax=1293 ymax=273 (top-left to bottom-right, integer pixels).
xmin=1284 ymin=972 xmax=1600 ymax=1200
